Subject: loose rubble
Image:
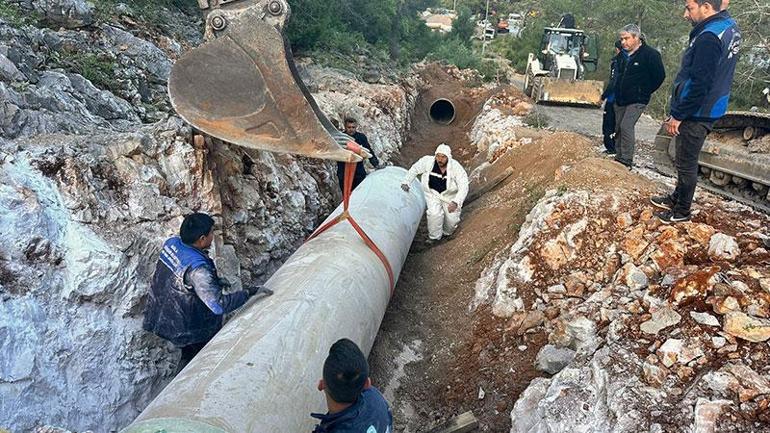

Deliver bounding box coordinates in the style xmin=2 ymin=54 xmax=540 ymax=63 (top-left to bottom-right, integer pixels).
xmin=470 ymin=187 xmax=770 ymax=432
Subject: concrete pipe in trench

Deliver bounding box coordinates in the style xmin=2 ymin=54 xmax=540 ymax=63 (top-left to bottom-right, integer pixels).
xmin=429 ymin=98 xmax=456 ymax=125
xmin=121 ymin=167 xmax=426 ymax=433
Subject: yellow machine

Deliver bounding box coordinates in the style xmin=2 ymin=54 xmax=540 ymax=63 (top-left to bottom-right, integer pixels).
xmin=523 ymin=25 xmax=603 ymax=106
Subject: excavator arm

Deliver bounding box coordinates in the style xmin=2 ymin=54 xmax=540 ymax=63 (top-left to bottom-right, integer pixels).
xmin=169 ymin=0 xmax=365 ymax=162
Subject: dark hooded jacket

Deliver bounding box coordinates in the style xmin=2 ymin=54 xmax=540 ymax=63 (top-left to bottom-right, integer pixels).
xmin=143 ymin=237 xmax=249 ymax=347
xmin=614 ymin=42 xmax=666 ymax=106
xmin=336 ymin=131 xmax=379 ymax=190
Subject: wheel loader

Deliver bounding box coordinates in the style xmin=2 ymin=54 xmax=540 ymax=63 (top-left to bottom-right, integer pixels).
xmin=523 ymin=23 xmax=603 ymax=107
xmin=652 ymin=111 xmax=770 ymax=212
xmin=167 ymin=0 xmax=365 ymax=162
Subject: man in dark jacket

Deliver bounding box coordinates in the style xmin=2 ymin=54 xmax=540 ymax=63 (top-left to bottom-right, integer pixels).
xmin=312 ymin=338 xmax=392 ymax=433
xmin=143 ymin=213 xmax=272 ymax=363
xmin=651 ymin=0 xmax=741 ymax=223
xmin=337 ymin=118 xmax=380 ymax=192
xmin=600 ymin=40 xmax=624 ymax=154
xmin=613 ymin=24 xmax=666 ymax=168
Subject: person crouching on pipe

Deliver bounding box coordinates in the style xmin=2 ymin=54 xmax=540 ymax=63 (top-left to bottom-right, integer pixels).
xmin=401 ymin=143 xmax=469 ymax=243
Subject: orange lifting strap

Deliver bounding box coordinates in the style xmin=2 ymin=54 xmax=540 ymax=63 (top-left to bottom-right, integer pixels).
xmin=305 ymin=141 xmax=396 ymax=295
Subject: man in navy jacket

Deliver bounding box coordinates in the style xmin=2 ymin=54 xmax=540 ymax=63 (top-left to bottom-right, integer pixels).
xmin=312 ymin=339 xmax=393 ymax=433
xmin=601 ymin=40 xmax=624 ymax=154
xmin=613 ymin=24 xmax=666 ymax=168
xmin=651 ymin=0 xmax=741 ymax=223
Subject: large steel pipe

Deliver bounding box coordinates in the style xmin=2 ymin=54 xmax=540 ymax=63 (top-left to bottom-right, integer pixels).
xmin=429 ymin=98 xmax=456 ymax=125
xmin=122 ymin=167 xmax=425 ymax=433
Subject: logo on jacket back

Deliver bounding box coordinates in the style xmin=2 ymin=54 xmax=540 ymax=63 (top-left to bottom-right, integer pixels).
xmin=727 ymin=33 xmax=741 ymax=59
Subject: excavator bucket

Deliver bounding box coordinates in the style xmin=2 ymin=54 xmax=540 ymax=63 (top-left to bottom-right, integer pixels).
xmin=534 ymin=78 xmax=604 ymax=107
xmin=168 ymin=11 xmax=360 ymax=162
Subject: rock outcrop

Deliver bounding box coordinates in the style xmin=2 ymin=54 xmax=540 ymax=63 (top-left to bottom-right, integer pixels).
xmin=473 ymin=187 xmax=770 ymax=432
xmin=0 ymin=5 xmax=422 ymax=431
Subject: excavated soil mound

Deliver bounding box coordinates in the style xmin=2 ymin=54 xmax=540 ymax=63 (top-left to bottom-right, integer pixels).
xmin=373 ymin=106 xmax=770 ymax=431
xmin=371 ymin=100 xmax=652 ymax=430
xmin=371 ymin=65 xmax=769 ymax=433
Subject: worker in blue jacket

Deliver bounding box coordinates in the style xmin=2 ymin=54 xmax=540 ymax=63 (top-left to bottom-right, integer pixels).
xmin=651 ymin=0 xmax=741 ymax=223
xmin=143 ymin=213 xmax=272 ymax=363
xmin=312 ymin=338 xmax=393 ymax=433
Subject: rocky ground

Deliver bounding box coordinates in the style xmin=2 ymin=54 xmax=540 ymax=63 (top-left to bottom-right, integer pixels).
xmin=369 ymin=74 xmax=770 ymax=433
xmin=0 ymin=2 xmax=428 ymax=432
xmin=1 ymin=2 xmax=768 ymax=433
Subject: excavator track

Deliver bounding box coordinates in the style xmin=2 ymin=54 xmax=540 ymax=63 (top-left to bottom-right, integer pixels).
xmin=652 ymin=151 xmax=770 ymax=214
xmin=652 ymin=111 xmax=770 ymax=214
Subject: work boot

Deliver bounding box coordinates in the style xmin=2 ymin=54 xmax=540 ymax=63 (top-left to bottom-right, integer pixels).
xmin=650 ymin=195 xmax=675 ymax=210
xmin=656 ymin=210 xmax=691 ymax=224
xmin=613 ymin=158 xmax=632 ymax=170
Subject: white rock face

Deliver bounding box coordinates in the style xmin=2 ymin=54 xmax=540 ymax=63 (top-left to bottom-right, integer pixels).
xmin=471 ymin=191 xmax=560 ymax=317
xmin=469 ymin=104 xmax=523 ymax=164
xmin=0 ymin=14 xmax=422 ymax=433
xmin=472 ymin=191 xmax=607 ymax=318
xmin=301 ymin=63 xmax=420 ymax=163
xmin=510 ymin=346 xmax=660 ymax=433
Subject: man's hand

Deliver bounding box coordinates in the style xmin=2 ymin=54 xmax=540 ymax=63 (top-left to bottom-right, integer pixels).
xmin=246 ymin=285 xmax=274 ymax=298
xmin=665 ymin=117 xmax=682 ymax=136
xmin=401 ymin=184 xmax=410 ymax=193
xmin=448 ymin=201 xmax=459 ymax=213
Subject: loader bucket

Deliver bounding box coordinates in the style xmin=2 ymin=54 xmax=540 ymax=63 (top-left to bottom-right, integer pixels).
xmin=168 ymin=15 xmax=360 ymax=162
xmin=536 ymin=78 xmax=604 ymax=107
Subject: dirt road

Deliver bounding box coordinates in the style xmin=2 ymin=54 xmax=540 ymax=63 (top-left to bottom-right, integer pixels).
xmin=533 ymin=104 xmax=661 ymax=144
xmin=508 ymin=73 xmax=661 ymax=145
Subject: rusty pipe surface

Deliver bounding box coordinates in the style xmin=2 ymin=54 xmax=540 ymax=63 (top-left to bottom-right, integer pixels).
xmin=121 ymin=167 xmax=425 ymax=433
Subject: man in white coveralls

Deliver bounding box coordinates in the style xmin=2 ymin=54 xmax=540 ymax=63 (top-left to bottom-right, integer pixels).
xmin=401 ymin=143 xmax=469 ymax=243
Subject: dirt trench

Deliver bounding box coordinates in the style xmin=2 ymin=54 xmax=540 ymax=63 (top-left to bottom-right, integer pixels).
xmin=367 ymin=65 xmax=646 ymax=432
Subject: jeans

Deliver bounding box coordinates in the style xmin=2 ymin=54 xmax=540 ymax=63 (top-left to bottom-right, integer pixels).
xmin=670 ymin=120 xmax=712 ymax=215
xmin=179 ymin=341 xmax=207 ymax=364
xmin=602 ymin=102 xmax=617 ymax=152
xmin=613 ymin=103 xmax=646 ymax=167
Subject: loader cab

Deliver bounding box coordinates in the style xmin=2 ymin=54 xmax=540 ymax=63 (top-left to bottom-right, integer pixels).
xmin=538 ymin=28 xmax=599 ymax=75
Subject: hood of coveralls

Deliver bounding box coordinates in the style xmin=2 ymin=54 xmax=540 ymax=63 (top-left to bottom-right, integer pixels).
xmin=434 ymin=143 xmax=452 ymax=160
